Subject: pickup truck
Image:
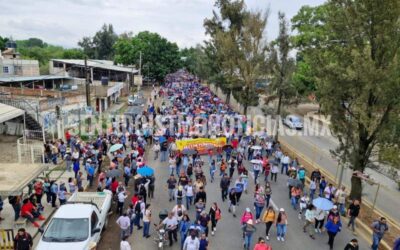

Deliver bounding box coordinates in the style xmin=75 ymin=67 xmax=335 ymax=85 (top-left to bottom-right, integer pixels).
xmin=36 ymin=190 xmax=112 ymax=250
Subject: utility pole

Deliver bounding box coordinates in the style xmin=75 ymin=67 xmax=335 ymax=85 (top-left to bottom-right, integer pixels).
xmin=138 ymin=51 xmax=142 ymax=92
xmin=85 ymin=57 xmax=91 ymax=107
xmin=139 ymin=51 xmax=142 ymax=75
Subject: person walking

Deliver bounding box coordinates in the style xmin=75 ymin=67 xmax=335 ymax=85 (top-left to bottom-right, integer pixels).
xmin=262 ymin=206 xmax=275 ymax=241
xmin=264 ymin=183 xmax=272 ymax=208
xmin=228 ymin=188 xmax=238 ymax=217
xmin=180 ymin=215 xmax=191 ymax=249
xmin=276 ymin=208 xmax=288 ymax=242
xmin=167 ymin=175 xmax=177 ymax=202
xmin=347 ymin=199 xmax=360 ymax=234
xmin=117 ymin=189 xmax=128 ymax=216
xmin=183 ymin=229 xmax=200 ymax=250
xmin=161 ymin=212 xmax=179 ymax=247
xmin=309 ymin=178 xmax=317 ymax=201
xmin=120 ymin=235 xmax=131 ymax=250
xmin=116 ymin=213 xmax=131 ymax=239
xmin=185 ymin=181 xmax=195 ymax=210
xmin=142 ymin=204 xmax=152 ymax=238
xmin=303 ymin=204 xmax=316 ymax=239
xmin=371 ymin=217 xmax=389 ymax=250
xmin=220 ymin=174 xmax=230 ymax=202
xmin=209 ymin=202 xmax=221 ymax=236
xmin=253 ymin=237 xmax=272 ymax=250
xmin=254 ymin=193 xmax=265 ymax=224
xmin=325 ymin=216 xmax=342 ymax=250
xmin=315 ymin=208 xmax=325 ymax=234
xmin=270 ymin=163 xmax=278 ymax=183
xmin=335 ymin=186 xmax=347 ymax=216
xmin=344 ymin=238 xmax=359 ymax=250
xmin=13 ymin=228 xmax=33 ymax=250
xmin=242 ymin=219 xmax=257 ymax=250
xmin=210 ymin=160 xmax=216 ymax=183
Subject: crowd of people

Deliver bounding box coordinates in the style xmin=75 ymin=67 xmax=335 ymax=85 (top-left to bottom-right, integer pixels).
xmin=2 ymin=70 xmax=395 ymax=250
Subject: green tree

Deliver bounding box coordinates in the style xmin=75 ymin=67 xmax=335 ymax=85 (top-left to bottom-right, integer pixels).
xmin=114 ymin=31 xmax=181 ymax=82
xmin=291 ymin=5 xmax=328 ymax=97
xmin=228 ymin=10 xmax=269 ymax=114
xmin=78 ymin=24 xmax=118 ymax=60
xmin=300 ymin=0 xmax=400 ymax=200
xmin=268 ymin=12 xmax=297 ymax=140
xmin=0 ymin=36 xmax=8 ymax=51
xmin=203 ymin=0 xmax=248 ymax=104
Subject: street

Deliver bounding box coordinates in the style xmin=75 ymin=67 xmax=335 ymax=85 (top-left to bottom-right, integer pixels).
xmin=95 ymin=88 xmax=370 ymax=250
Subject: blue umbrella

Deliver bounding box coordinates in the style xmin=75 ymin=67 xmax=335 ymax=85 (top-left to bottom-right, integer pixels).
xmin=158 ymin=136 xmax=167 ymax=144
xmin=137 ymin=166 xmax=155 ymax=177
xmin=312 ymin=197 xmax=334 ymax=211
xmin=109 ymin=144 xmax=123 ymax=153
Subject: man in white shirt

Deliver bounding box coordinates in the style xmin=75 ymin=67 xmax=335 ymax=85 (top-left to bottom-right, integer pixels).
xmin=281 ymin=154 xmax=290 ymax=175
xmin=324 ymin=183 xmax=336 ymax=201
xmin=303 ymin=205 xmax=316 ymax=239
xmin=183 ymin=230 xmax=200 ymax=250
xmin=116 ymin=213 xmax=130 ymax=239
xmin=120 ymin=236 xmax=132 ymax=250
xmin=161 ymin=212 xmax=178 ymax=246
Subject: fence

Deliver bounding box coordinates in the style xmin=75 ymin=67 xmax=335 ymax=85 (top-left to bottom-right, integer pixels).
xmin=17 ymin=135 xmax=44 ymax=164
xmin=0 ymin=229 xmax=14 ymax=250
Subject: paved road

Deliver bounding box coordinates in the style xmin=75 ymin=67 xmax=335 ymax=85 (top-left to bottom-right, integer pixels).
xmin=247 ymin=105 xmax=400 ymax=224
xmin=96 ymin=89 xmax=370 ymax=250
xmin=97 ymin=149 xmax=370 ymax=250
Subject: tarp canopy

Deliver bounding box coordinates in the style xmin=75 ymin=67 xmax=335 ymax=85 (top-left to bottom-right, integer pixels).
xmin=0 ymin=163 xmax=49 ymax=196
xmin=0 ymin=103 xmax=24 ymax=123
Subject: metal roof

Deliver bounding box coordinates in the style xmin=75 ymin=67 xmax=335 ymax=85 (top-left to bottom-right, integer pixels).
xmin=51 ymin=59 xmax=138 ymax=74
xmin=0 ymin=75 xmax=72 ymax=83
xmin=0 ymin=103 xmax=25 ymax=123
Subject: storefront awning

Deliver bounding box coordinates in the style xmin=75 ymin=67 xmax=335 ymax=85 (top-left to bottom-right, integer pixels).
xmin=0 ymin=103 xmax=25 ymax=123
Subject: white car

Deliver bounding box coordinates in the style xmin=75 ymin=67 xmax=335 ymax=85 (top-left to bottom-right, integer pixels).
xmin=283 ymin=115 xmax=303 ymax=130
xmin=36 ymin=191 xmax=112 ymax=250
xmin=128 ymin=95 xmax=135 ymax=106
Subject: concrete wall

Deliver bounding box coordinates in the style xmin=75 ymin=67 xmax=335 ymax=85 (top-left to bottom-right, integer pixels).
xmin=0 ymin=59 xmax=39 ymax=77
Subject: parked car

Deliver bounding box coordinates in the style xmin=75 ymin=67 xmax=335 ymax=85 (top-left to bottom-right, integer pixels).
xmin=60 ymin=85 xmax=78 ymax=91
xmin=128 ymin=95 xmax=135 ymax=106
xmin=283 ymin=115 xmax=303 ymax=130
xmin=36 ymin=191 xmax=112 ymax=250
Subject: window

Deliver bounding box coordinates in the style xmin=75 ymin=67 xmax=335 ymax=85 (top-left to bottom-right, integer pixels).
xmin=3 ymin=66 xmax=9 ymax=73
xmin=91 ymin=211 xmax=99 ymax=230
xmin=42 ymin=218 xmax=89 ymax=242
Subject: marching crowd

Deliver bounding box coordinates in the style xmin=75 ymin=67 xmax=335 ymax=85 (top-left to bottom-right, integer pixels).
xmin=2 ymin=70 xmax=394 ymax=250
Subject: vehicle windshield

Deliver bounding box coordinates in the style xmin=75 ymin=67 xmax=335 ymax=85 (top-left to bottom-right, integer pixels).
xmin=291 ymin=117 xmax=301 ymax=123
xmin=42 ymin=218 xmax=89 ymax=242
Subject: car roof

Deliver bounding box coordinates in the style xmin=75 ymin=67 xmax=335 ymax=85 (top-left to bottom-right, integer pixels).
xmin=53 ymin=204 xmax=94 ymax=219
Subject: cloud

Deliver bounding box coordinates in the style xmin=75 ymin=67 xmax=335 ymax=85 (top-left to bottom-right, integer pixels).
xmin=1 ymin=0 xmax=324 ymax=49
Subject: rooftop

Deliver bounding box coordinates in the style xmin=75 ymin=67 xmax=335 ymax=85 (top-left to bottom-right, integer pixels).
xmin=0 ymin=75 xmax=72 ymax=83
xmin=51 ymin=59 xmax=138 ymax=74
xmin=0 ymin=163 xmax=49 ymax=196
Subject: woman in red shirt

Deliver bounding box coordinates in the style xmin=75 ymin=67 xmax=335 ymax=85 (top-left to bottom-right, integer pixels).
xmin=21 ymin=198 xmax=45 ymax=228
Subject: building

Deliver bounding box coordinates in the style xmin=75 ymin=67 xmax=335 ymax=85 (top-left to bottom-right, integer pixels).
xmin=50 ymin=59 xmax=138 ymax=113
xmin=49 ymin=59 xmax=137 ymax=82
xmin=0 ymin=42 xmax=40 ymax=77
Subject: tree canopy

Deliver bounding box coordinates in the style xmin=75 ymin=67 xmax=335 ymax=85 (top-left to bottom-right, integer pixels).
xmin=294 ymin=0 xmax=400 ymax=199
xmin=78 ymin=24 xmax=118 ymax=60
xmin=114 ymin=31 xmax=181 ymax=82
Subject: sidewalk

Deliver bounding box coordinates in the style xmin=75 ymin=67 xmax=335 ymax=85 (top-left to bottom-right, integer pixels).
xmin=0 ymin=161 xmax=89 ymax=244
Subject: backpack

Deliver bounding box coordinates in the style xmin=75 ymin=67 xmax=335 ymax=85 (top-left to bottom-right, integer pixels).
xmin=215 ymin=208 xmax=221 ymax=221
xmin=134 ymin=201 xmax=142 ymax=215
xmin=177 ymin=190 xmax=183 ymax=198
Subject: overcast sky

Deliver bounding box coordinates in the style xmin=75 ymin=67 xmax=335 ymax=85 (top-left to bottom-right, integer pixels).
xmin=0 ymin=0 xmax=325 ymax=49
